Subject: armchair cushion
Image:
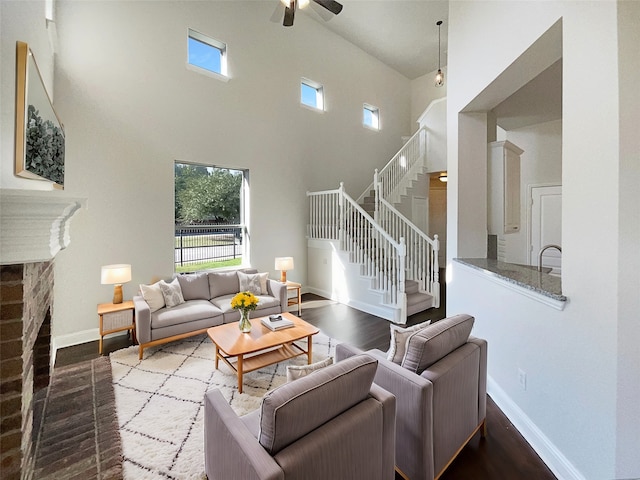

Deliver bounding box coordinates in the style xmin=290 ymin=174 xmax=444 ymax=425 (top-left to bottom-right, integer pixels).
xmin=258 ymin=354 xmax=378 ymax=455
xmin=177 ymin=272 xmax=210 ymax=301
xmin=402 ymin=314 xmax=474 ymax=374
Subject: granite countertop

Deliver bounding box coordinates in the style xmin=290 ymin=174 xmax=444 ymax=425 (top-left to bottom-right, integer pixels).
xmin=454 ymin=258 xmax=566 ymax=302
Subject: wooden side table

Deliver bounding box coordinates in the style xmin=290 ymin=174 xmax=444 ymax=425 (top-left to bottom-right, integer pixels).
xmin=285 ymin=281 xmax=302 ymax=316
xmin=98 ymin=300 xmax=136 ymax=354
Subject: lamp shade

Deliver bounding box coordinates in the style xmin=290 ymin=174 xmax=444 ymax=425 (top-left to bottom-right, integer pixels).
xmin=274 ymin=257 xmax=294 ymax=271
xmin=101 ymin=264 xmax=132 ymax=285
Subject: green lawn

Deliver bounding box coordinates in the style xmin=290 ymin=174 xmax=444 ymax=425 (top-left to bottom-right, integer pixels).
xmin=175 ymin=257 xmax=242 ymax=273
xmin=174 ymin=234 xmax=236 ymax=248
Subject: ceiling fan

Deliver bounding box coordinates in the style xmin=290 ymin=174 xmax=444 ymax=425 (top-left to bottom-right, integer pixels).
xmin=280 ymin=0 xmax=343 ymax=27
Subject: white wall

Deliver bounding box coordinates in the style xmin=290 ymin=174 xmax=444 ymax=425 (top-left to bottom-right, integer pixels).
xmin=43 ymin=1 xmax=411 ymax=342
xmin=501 ymin=119 xmax=562 ymax=264
xmin=410 ymin=66 xmax=447 ymax=130
xmin=446 ymin=2 xmax=639 ymax=479
xmin=615 ymin=2 xmax=640 ymax=477
xmin=418 ymin=98 xmax=447 ymax=173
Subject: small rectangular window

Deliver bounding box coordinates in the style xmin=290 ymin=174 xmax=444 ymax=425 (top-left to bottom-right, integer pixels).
xmin=188 ymin=28 xmax=227 ymax=78
xmin=301 ymin=78 xmax=324 ymax=111
xmin=363 ymin=104 xmax=380 ymax=130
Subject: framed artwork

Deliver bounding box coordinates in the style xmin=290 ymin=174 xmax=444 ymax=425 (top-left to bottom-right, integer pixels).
xmin=14 ymin=41 xmax=65 ymax=189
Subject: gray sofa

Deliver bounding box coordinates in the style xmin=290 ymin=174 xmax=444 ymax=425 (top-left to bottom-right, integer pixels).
xmin=133 ymin=269 xmax=287 ymax=359
xmin=336 ymin=314 xmax=487 ymax=480
xmin=204 ymin=354 xmax=396 ymax=480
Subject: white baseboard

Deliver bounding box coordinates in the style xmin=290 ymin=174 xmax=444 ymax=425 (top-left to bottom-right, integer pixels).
xmin=306 ymin=286 xmax=333 ymax=301
xmin=487 ymin=376 xmax=586 ymax=480
xmin=305 ymin=286 xmax=398 ymax=322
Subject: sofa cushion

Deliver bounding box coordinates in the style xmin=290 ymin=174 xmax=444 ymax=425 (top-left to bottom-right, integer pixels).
xmin=208 ymin=271 xmax=240 ymax=299
xmin=237 ymin=271 xmax=268 ymax=295
xmin=151 ymin=300 xmax=223 ymax=329
xmin=159 ymin=278 xmax=185 ymax=308
xmin=387 ymin=320 xmax=431 ymax=364
xmin=401 ymin=314 xmax=475 ymax=374
xmin=258 ymin=354 xmax=377 ymax=455
xmin=177 ymin=272 xmax=210 ymax=301
xmin=139 ymin=281 xmax=165 ymax=313
xmin=211 ymin=294 xmax=278 ymax=314
xmin=210 ymin=294 xmax=236 ymax=314
xmin=286 ymin=356 xmax=334 ymax=382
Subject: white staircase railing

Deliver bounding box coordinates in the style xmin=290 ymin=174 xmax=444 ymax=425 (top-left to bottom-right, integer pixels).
xmin=356 ymin=127 xmax=427 ymax=204
xmin=308 ymin=183 xmax=407 ymax=314
xmin=308 ymin=125 xmax=440 ymax=322
xmin=377 ymin=196 xmax=440 ymax=307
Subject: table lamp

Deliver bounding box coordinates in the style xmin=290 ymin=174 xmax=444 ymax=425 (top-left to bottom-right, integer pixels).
xmin=101 ymin=264 xmax=132 ymax=304
xmin=274 ymin=257 xmax=294 ymax=283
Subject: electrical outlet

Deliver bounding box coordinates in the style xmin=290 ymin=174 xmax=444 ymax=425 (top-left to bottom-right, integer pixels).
xmin=518 ymin=368 xmax=527 ymax=390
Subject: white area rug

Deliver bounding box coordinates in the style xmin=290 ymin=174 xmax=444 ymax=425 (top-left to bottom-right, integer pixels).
xmin=110 ymin=332 xmax=335 ymax=479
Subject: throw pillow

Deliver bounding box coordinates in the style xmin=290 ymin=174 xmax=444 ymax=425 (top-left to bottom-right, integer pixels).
xmin=139 ymin=282 xmax=165 ymax=313
xmin=159 ymin=278 xmax=185 ymax=308
xmin=387 ymin=320 xmax=431 ymax=364
xmin=286 ymin=357 xmax=334 ymax=382
xmin=237 ymin=271 xmax=268 ymax=295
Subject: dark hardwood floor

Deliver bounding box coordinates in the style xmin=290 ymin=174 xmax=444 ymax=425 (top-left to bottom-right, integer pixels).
xmin=53 ymin=289 xmax=556 ymax=480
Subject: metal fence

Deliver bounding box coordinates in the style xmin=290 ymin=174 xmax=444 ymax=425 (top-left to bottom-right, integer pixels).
xmin=175 ymin=224 xmax=243 ymax=268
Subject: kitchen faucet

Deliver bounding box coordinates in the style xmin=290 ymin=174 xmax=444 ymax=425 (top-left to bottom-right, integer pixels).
xmin=538 ymin=244 xmax=562 ymax=272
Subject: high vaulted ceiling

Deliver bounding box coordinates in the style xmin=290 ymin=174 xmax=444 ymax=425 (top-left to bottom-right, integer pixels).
xmin=293 ymin=0 xmax=562 ymax=130
xmin=299 ymin=0 xmax=449 ymax=80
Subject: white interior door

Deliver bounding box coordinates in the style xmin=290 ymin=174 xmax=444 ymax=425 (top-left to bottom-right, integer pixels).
xmin=412 ymin=196 xmax=428 ymax=235
xmin=530 ymin=185 xmax=562 ymax=274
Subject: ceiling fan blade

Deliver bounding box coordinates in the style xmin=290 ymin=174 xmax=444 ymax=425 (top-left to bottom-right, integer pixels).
xmin=312 ymin=0 xmax=343 ymax=15
xmin=283 ymin=4 xmax=295 ymax=26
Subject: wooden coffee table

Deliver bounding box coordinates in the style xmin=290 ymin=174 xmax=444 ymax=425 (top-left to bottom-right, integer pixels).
xmin=207 ymin=312 xmax=319 ymax=393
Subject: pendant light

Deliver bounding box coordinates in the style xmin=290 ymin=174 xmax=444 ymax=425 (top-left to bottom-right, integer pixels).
xmin=435 ymin=20 xmax=444 ymax=87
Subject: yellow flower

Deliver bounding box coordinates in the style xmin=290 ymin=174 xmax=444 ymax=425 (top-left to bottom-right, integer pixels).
xmin=231 ymin=291 xmax=259 ymax=312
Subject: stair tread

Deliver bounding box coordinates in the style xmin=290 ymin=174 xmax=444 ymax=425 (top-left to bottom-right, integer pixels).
xmin=406 ymin=291 xmax=433 ymax=307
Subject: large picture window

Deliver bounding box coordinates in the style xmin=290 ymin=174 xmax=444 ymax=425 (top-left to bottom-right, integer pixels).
xmin=174 ymin=162 xmax=247 ymax=272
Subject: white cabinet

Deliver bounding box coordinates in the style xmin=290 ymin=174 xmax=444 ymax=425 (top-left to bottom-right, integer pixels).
xmin=488 ymin=140 xmax=523 ymax=235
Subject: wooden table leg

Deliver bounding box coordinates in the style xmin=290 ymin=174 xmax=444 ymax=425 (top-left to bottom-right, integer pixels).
xmin=237 ymin=354 xmax=244 ymax=393
xmin=99 ymin=335 xmax=103 ymax=355
xmin=214 ymin=344 xmax=219 ymax=369
xmin=297 ymin=287 xmax=302 ymax=315
xmin=307 ymin=335 xmax=313 ymax=364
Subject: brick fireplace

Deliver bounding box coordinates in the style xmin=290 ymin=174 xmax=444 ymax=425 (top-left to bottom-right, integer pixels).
xmin=0 ymin=190 xmax=85 ymax=480
xmin=1 ymin=262 xmax=54 ymax=480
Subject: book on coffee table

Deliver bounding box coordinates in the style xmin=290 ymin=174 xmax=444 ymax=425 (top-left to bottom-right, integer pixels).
xmin=261 ymin=315 xmax=294 ymax=331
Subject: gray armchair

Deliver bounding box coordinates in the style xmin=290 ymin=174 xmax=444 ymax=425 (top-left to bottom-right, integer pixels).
xmin=204 ymin=354 xmax=396 ymax=480
xmin=336 ymin=314 xmax=487 ymax=480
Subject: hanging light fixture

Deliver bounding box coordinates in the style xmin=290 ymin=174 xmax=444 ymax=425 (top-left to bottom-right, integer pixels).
xmin=435 ymin=20 xmax=444 ymax=87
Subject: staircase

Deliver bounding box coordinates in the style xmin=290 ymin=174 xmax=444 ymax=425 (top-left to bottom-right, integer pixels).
xmin=307 ymin=127 xmax=440 ymax=324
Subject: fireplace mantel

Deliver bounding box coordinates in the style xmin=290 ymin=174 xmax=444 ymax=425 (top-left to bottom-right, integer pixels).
xmin=0 ymin=189 xmax=87 ymax=265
